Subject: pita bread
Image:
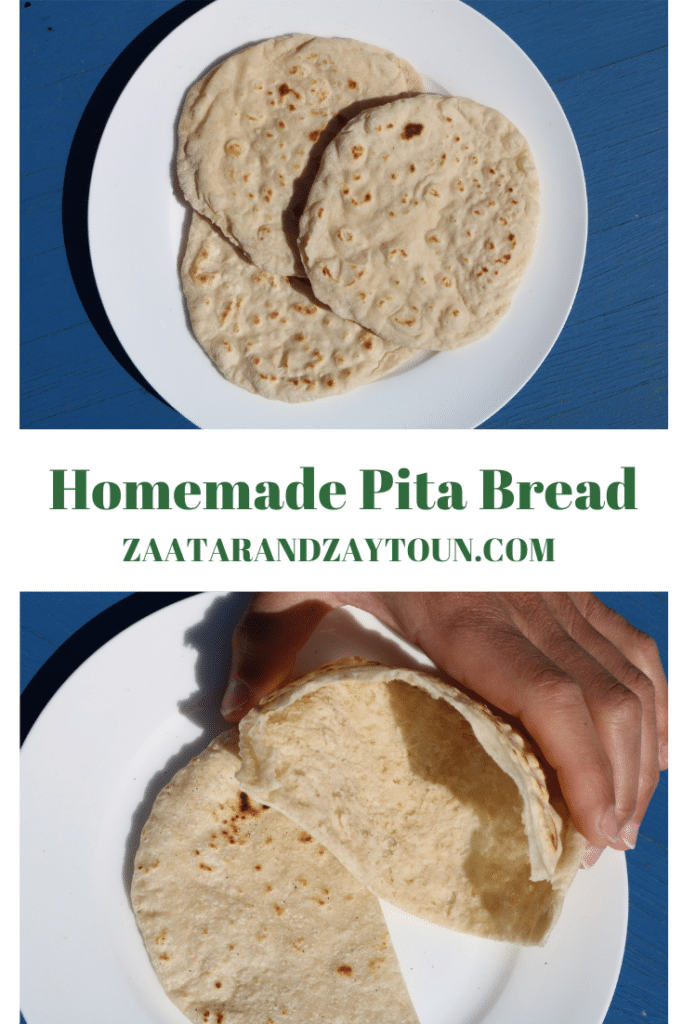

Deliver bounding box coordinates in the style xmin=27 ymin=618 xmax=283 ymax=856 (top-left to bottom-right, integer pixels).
xmin=181 ymin=212 xmax=416 ymax=401
xmin=177 ymin=35 xmax=423 ymax=276
xmin=298 ymin=94 xmax=539 ymax=350
xmin=132 ymin=730 xmax=420 ymax=1024
xmin=237 ymin=660 xmax=585 ymax=946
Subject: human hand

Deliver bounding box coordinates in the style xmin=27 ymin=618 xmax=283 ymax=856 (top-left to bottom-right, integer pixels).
xmin=222 ymin=592 xmax=668 ymax=863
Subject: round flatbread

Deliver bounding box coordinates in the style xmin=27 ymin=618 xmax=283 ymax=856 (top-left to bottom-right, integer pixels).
xmin=181 ymin=212 xmax=417 ymax=402
xmin=237 ymin=659 xmax=585 ymax=947
xmin=298 ymin=94 xmax=540 ymax=351
xmin=132 ymin=730 xmax=420 ymax=1024
xmin=177 ymin=34 xmax=423 ymax=276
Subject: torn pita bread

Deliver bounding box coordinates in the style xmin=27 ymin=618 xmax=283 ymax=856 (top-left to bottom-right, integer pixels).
xmin=237 ymin=659 xmax=585 ymax=946
xmin=132 ymin=730 xmax=420 ymax=1024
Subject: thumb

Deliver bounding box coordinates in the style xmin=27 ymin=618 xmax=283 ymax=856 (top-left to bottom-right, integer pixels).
xmin=221 ymin=592 xmax=337 ymax=722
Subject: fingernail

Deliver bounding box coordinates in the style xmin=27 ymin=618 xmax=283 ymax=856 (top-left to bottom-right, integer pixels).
xmin=221 ymin=679 xmax=253 ymax=717
xmin=600 ymin=808 xmax=619 ymax=845
xmin=619 ymin=820 xmax=639 ymax=850
xmin=581 ymin=844 xmax=604 ymax=870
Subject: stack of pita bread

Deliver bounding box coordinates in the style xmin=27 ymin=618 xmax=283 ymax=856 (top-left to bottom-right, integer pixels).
xmin=176 ymin=35 xmax=539 ymax=403
xmin=132 ymin=660 xmax=584 ymax=1024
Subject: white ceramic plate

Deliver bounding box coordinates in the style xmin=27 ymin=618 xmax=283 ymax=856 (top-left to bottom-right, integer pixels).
xmin=21 ymin=594 xmax=626 ymax=1024
xmin=88 ymin=0 xmax=587 ymax=428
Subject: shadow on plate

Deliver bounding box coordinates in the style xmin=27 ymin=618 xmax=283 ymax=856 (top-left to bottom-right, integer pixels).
xmin=120 ymin=597 xmax=437 ymax=905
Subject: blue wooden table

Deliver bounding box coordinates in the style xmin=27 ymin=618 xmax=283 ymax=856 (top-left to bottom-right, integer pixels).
xmin=20 ymin=0 xmax=667 ymax=428
xmin=20 ymin=591 xmax=667 ymax=1024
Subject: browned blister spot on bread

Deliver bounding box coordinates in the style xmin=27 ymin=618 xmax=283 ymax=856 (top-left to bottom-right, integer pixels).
xmin=298 ymin=93 xmax=539 ymax=353
xmin=180 ymin=209 xmax=415 ymax=402
xmin=177 ymin=35 xmax=423 ymax=276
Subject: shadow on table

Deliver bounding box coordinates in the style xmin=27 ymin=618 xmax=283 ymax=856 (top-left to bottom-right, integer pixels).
xmin=62 ymin=0 xmax=214 ymax=407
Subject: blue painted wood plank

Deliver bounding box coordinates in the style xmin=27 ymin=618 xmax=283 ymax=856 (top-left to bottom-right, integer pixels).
xmin=483 ymin=0 xmax=667 ymax=428
xmin=594 ymin=592 xmax=668 ymax=1024
xmin=470 ymin=0 xmax=666 ymax=82
xmin=20 ymin=0 xmax=198 ymax=428
xmin=20 ymin=591 xmax=132 ymax=690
